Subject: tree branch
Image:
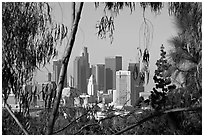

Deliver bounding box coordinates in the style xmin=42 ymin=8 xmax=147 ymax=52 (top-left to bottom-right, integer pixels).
xmin=74 ymin=113 xmax=123 ymax=134
xmin=53 ymin=110 xmax=89 ymax=134
xmin=74 ymin=123 xmax=99 ymax=134
xmin=115 ymin=107 xmax=201 ymax=135
xmin=4 ymin=103 xmax=29 ymax=135
xmin=46 ymin=2 xmax=84 ymax=134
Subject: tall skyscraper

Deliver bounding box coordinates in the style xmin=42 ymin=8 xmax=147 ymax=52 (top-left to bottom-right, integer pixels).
xmin=104 ymin=56 xmax=122 ymax=92
xmin=73 ymin=47 xmax=90 ymax=94
xmin=92 ymin=64 xmax=105 ymax=91
xmin=53 ymin=60 xmax=61 ymax=83
xmin=53 ymin=59 xmax=67 ymax=87
xmin=128 ymin=63 xmax=140 ymax=86
xmin=82 ymin=47 xmax=90 ymax=80
xmin=73 ymin=56 xmax=83 ymax=93
xmin=128 ymin=63 xmax=144 ymax=105
xmin=114 ymin=71 xmax=131 ymax=106
xmin=47 ymin=72 xmax=52 ymax=82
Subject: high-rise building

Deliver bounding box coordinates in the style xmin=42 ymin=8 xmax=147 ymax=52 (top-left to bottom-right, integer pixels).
xmin=73 ymin=47 xmax=90 ymax=94
xmin=115 ymin=71 xmax=131 ymax=106
xmin=87 ymin=75 xmax=97 ymax=97
xmin=53 ymin=60 xmax=61 ymax=83
xmin=128 ymin=63 xmax=140 ymax=86
xmin=53 ymin=59 xmax=67 ymax=87
xmin=73 ymin=56 xmax=83 ymax=93
xmin=47 ymin=72 xmax=52 ymax=82
xmin=92 ymin=64 xmax=105 ymax=91
xmin=128 ymin=63 xmax=144 ymax=105
xmin=83 ymin=47 xmax=90 ymax=80
xmin=104 ymin=56 xmax=122 ymax=92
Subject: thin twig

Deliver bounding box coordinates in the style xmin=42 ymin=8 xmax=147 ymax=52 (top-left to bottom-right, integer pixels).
xmin=115 ymin=107 xmax=201 ymax=135
xmin=74 ymin=113 xmax=123 ymax=134
xmin=53 ymin=110 xmax=89 ymax=134
xmin=74 ymin=123 xmax=99 ymax=134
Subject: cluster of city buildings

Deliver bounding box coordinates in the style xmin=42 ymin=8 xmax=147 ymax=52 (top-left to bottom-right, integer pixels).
xmin=51 ymin=47 xmax=149 ymax=109
xmin=5 ymin=47 xmax=151 ymax=113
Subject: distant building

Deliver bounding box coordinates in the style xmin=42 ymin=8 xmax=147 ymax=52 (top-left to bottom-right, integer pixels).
xmin=73 ymin=47 xmax=90 ymax=94
xmin=128 ymin=63 xmax=140 ymax=86
xmin=53 ymin=60 xmax=61 ymax=83
xmin=139 ymin=91 xmax=151 ymax=100
xmin=53 ymin=59 xmax=67 ymax=87
xmin=82 ymin=47 xmax=91 ymax=81
xmin=91 ymin=64 xmax=105 ymax=91
xmin=47 ymin=72 xmax=52 ymax=81
xmin=87 ymin=75 xmax=97 ymax=97
xmin=102 ymin=92 xmax=113 ymax=104
xmin=97 ymin=90 xmax=104 ymax=103
xmin=4 ymin=93 xmax=19 ymax=110
xmin=104 ymin=56 xmax=122 ymax=92
xmin=128 ymin=63 xmax=144 ymax=105
xmin=115 ymin=71 xmax=131 ymax=106
xmin=79 ymin=94 xmax=95 ymax=108
xmin=73 ymin=56 xmax=82 ymax=93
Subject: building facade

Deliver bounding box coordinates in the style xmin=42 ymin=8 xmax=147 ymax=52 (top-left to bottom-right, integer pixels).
xmin=92 ymin=64 xmax=105 ymax=91
xmin=104 ymin=56 xmax=122 ymax=92
xmin=87 ymin=75 xmax=97 ymax=97
xmin=48 ymin=72 xmax=52 ymax=81
xmin=115 ymin=71 xmax=131 ymax=106
xmin=73 ymin=57 xmax=81 ymax=91
xmin=73 ymin=47 xmax=90 ymax=94
xmin=128 ymin=63 xmax=144 ymax=105
xmin=53 ymin=59 xmax=67 ymax=87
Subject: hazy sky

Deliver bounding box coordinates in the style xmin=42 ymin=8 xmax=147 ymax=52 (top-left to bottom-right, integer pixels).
xmin=35 ymin=2 xmax=178 ymax=92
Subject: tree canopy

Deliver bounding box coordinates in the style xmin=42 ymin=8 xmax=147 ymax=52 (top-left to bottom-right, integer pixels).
xmin=2 ymin=2 xmax=68 ymax=101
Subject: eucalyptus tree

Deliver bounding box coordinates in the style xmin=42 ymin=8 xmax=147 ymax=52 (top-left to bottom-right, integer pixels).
xmin=168 ymin=2 xmax=202 ymax=107
xmin=2 ymin=2 xmax=67 ymax=108
xmin=2 ymin=2 xmax=68 ymax=133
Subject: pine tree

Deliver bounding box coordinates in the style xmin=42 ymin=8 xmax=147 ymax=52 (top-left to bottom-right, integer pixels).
xmin=150 ymin=44 xmax=176 ymax=111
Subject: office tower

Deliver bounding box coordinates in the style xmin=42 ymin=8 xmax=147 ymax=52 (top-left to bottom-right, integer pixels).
xmin=73 ymin=56 xmax=82 ymax=93
xmin=128 ymin=63 xmax=144 ymax=105
xmin=82 ymin=47 xmax=90 ymax=80
xmin=128 ymin=63 xmax=140 ymax=85
xmin=48 ymin=72 xmax=51 ymax=81
xmin=73 ymin=47 xmax=90 ymax=94
xmin=53 ymin=60 xmax=61 ymax=83
xmin=53 ymin=59 xmax=67 ymax=87
xmin=92 ymin=64 xmax=105 ymax=91
xmin=115 ymin=71 xmax=131 ymax=106
xmin=87 ymin=75 xmax=97 ymax=97
xmin=104 ymin=56 xmax=122 ymax=92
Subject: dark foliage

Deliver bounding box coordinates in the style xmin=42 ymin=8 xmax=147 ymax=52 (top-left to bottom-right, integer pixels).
xmin=2 ymin=2 xmax=68 ymax=109
xmin=150 ymin=45 xmax=176 ymax=110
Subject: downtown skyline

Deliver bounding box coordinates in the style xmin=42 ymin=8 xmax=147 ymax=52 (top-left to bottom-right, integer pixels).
xmin=50 ymin=46 xmax=145 ymax=108
xmin=35 ymin=2 xmax=178 ymax=92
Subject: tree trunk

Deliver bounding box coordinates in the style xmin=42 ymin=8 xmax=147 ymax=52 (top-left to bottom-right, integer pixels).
xmin=4 ymin=102 xmax=29 ymax=135
xmin=46 ymin=2 xmax=84 ymax=134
